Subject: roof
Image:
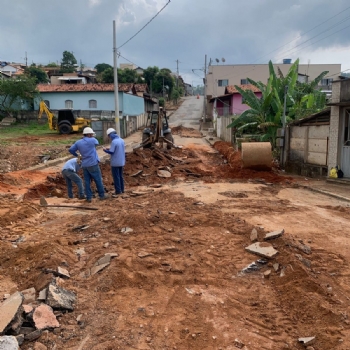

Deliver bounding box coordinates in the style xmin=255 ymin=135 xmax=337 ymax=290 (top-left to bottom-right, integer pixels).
xmin=289 ymin=108 xmax=331 ymax=126
xmin=225 ymin=84 xmax=261 ymax=94
xmin=134 ymin=84 xmax=148 ymax=93
xmin=37 ymin=83 xmax=136 ymax=93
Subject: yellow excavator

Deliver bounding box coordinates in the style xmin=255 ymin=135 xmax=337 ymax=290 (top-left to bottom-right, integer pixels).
xmin=38 ymin=101 xmax=90 ymax=134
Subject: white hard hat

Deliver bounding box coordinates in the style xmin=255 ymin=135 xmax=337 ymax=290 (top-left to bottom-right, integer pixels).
xmin=83 ymin=127 xmax=94 ymax=134
xmin=107 ymin=128 xmax=116 ymax=136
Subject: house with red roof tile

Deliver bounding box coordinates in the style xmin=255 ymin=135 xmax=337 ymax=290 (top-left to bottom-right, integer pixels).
xmin=209 ymin=84 xmax=262 ymax=117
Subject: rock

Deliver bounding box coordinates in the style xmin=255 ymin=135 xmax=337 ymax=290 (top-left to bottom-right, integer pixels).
xmin=57 ymin=267 xmax=70 ymax=279
xmin=19 ymin=327 xmax=36 ymax=335
xmin=102 ymin=217 xmax=111 ymax=222
xmin=149 ymin=184 xmax=162 ymax=188
xmin=51 ymin=188 xmax=63 ymax=197
xmin=157 ymin=170 xmax=171 ymax=178
xmin=23 ymin=305 xmax=33 ymax=313
xmin=306 ymin=347 xmax=315 ymax=350
xmin=3 ymin=294 xmax=10 ymax=300
xmin=34 ymin=342 xmax=48 ymax=350
xmin=273 ymin=263 xmax=279 ymax=272
xmin=37 ymin=288 xmax=47 ymax=301
xmin=103 ymin=242 xmax=110 ymax=248
xmin=138 ymin=252 xmax=153 ymax=258
xmin=264 ymin=229 xmax=284 ymax=241
xmin=298 ymin=243 xmax=312 ymax=255
xmin=298 ymin=336 xmax=315 ymax=345
xmin=0 ymin=336 xmax=19 ymax=350
xmin=193 ymin=201 xmax=204 ymax=205
xmin=0 ymin=291 xmax=23 ymax=335
xmin=295 ymin=254 xmax=311 ymax=268
xmin=95 ymin=255 xmax=111 ymax=266
xmin=250 ymin=228 xmax=258 ymax=242
xmin=33 ymin=304 xmax=59 ymax=330
xmin=15 ymin=334 xmax=24 ymax=346
xmin=24 ymin=329 xmax=42 ymax=341
xmin=46 ymin=283 xmax=76 ymax=311
xmin=120 ymin=227 xmax=133 ymax=234
xmin=130 ymin=170 xmax=143 ymax=177
xmin=21 ymin=287 xmax=35 ymax=304
xmin=264 ymin=270 xmax=271 ymax=278
xmin=234 ymin=338 xmax=245 ymax=348
xmin=245 ymin=242 xmax=278 ymax=259
xmin=90 ymin=263 xmax=110 ymax=276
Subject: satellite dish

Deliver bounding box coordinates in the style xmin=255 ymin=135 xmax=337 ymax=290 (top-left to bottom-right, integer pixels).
xmin=215 ymin=58 xmax=219 ymax=63
xmin=222 ymin=58 xmax=225 ymax=63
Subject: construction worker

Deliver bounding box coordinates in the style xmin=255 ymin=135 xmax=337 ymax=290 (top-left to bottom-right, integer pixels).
xmin=69 ymin=127 xmax=108 ymax=202
xmin=61 ymin=158 xmax=85 ymax=200
xmin=103 ymin=128 xmax=125 ymax=197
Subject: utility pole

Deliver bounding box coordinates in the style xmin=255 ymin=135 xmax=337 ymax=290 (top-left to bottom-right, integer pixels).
xmin=25 ymin=52 xmax=27 ymax=67
xmin=203 ymin=54 xmax=207 ymax=123
xmin=113 ymin=20 xmax=121 ymax=135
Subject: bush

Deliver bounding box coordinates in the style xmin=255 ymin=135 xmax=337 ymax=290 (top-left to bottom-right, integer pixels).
xmin=159 ymin=97 xmax=165 ymax=107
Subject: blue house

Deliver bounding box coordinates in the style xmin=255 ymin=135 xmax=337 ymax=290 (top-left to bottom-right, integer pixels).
xmin=35 ymin=83 xmax=151 ymax=138
xmin=35 ymin=83 xmax=144 ymax=117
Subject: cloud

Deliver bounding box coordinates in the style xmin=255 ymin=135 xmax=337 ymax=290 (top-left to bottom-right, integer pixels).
xmin=1 ymin=0 xmax=350 ymax=82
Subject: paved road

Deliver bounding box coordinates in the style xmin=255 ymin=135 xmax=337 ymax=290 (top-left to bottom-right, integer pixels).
xmin=169 ymin=96 xmax=203 ymax=129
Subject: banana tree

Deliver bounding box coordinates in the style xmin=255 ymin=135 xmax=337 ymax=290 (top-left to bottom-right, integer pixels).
xmin=227 ymin=77 xmax=281 ymax=146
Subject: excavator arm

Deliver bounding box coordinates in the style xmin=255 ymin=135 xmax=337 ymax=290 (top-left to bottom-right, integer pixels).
xmin=38 ymin=101 xmax=57 ymax=131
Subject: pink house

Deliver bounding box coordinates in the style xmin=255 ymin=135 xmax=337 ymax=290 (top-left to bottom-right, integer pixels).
xmin=209 ymin=84 xmax=262 ymax=116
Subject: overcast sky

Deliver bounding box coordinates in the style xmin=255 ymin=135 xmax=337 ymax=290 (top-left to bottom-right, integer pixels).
xmin=1 ymin=0 xmax=350 ymax=86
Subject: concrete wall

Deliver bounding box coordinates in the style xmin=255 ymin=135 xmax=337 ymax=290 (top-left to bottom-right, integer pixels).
xmin=329 ymin=81 xmax=341 ymax=170
xmin=216 ymin=115 xmax=233 ymax=143
xmin=286 ymin=124 xmax=330 ymax=178
xmin=231 ymin=92 xmax=262 ymax=114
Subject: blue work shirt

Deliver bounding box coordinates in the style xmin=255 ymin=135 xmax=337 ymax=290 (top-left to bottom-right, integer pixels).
xmin=104 ymin=133 xmax=125 ymax=167
xmin=62 ymin=158 xmax=81 ymax=172
xmin=69 ymin=137 xmax=100 ymax=168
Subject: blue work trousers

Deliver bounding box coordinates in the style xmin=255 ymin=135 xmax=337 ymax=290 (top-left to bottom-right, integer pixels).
xmin=62 ymin=169 xmax=85 ymax=199
xmin=83 ymin=164 xmax=105 ymax=200
xmin=111 ymin=166 xmax=124 ymax=194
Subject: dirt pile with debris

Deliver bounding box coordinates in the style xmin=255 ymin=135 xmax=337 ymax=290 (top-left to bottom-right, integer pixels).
xmin=1 ymin=128 xmax=350 ymax=349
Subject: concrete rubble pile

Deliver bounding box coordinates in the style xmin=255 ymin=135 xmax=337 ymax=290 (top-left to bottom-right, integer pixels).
xmin=0 ymin=276 xmax=76 ymax=348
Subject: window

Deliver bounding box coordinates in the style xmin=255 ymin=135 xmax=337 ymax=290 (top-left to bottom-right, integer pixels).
xmin=320 ymin=78 xmax=333 ymax=86
xmin=240 ymin=79 xmax=248 ymax=85
xmin=89 ymin=99 xmax=97 ymax=108
xmin=65 ymin=100 xmax=73 ymax=109
xmin=44 ymin=100 xmax=50 ymax=108
xmin=218 ymin=79 xmax=228 ymax=87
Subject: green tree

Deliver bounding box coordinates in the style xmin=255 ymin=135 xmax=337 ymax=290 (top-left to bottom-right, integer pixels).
xmin=143 ymin=66 xmax=160 ymax=89
xmin=60 ymin=51 xmax=77 ymax=73
xmin=47 ymin=62 xmax=59 ymax=67
xmin=0 ymin=77 xmax=38 ymax=118
xmin=101 ymin=67 xmax=114 ymax=83
xmin=95 ymin=63 xmax=112 ymax=74
xmin=118 ymin=68 xmax=138 ymax=83
xmin=25 ymin=66 xmax=49 ymax=84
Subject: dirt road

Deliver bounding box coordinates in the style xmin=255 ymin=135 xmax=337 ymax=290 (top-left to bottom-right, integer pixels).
xmin=1 ymin=99 xmax=350 ymax=349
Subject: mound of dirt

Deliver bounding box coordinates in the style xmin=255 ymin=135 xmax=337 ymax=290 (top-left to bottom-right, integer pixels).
xmin=172 ymin=125 xmax=203 ymax=138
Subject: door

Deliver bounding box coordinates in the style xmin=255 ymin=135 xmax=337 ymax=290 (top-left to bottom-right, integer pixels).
xmin=341 ymin=109 xmax=350 ymax=177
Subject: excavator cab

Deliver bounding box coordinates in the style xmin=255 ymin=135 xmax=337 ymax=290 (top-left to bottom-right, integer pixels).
xmin=139 ymin=107 xmax=175 ymax=150
xmin=38 ymin=101 xmax=90 ymax=134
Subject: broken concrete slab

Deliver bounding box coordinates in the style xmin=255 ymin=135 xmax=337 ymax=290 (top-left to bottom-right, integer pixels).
xmin=0 ymin=292 xmax=23 ymax=335
xmin=95 ymin=255 xmax=111 ymax=266
xmin=90 ymin=262 xmax=110 ymax=276
xmin=33 ymin=304 xmax=59 ymax=330
xmin=245 ymin=242 xmax=278 ymax=259
xmin=46 ymin=283 xmax=76 ymax=311
xmin=0 ymin=336 xmax=19 ymax=350
xmin=264 ymin=229 xmax=284 ymax=241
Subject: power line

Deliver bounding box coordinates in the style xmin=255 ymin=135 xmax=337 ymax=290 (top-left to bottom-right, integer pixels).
xmin=252 ymin=4 xmax=350 ymax=64
xmin=211 ymin=4 xmax=350 ymax=83
xmin=118 ymin=0 xmax=171 ymax=50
